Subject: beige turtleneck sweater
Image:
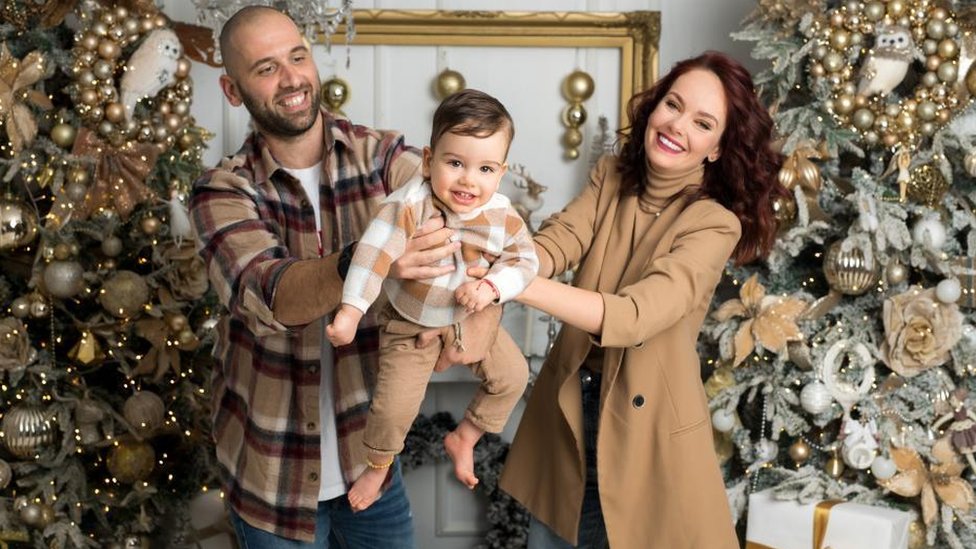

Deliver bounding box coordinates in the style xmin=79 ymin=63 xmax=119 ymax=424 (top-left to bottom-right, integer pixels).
xmin=584 ymin=159 xmax=705 ymax=374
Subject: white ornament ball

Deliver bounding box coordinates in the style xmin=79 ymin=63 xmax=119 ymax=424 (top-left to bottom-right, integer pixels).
xmin=871 ymin=456 xmax=897 ymax=480
xmin=912 ymin=218 xmax=946 ymax=251
xmin=842 ymin=440 xmax=877 ymax=470
xmin=711 ymin=409 xmax=736 ymax=433
xmin=800 ymin=381 xmax=833 ymax=415
xmin=936 ymin=278 xmax=962 ymax=303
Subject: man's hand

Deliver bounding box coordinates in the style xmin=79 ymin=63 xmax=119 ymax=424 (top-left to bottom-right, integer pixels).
xmin=389 ymin=216 xmax=459 ymax=280
xmin=419 ymin=306 xmax=503 ymax=372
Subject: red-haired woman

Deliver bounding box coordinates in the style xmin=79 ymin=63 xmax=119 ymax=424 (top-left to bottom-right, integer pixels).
xmin=499 ymin=51 xmax=788 ymax=548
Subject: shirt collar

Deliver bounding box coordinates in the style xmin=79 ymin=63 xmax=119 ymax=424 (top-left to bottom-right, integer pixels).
xmin=248 ymin=107 xmax=351 ymax=187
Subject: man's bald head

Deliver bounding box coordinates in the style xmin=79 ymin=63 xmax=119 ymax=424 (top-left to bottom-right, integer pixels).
xmin=219 ymin=6 xmax=297 ymax=77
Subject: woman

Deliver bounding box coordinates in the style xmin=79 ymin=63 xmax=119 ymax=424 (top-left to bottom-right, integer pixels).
xmin=499 ymin=51 xmax=787 ymax=548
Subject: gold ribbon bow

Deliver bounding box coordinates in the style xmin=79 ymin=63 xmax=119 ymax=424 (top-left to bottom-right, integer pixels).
xmin=70 ymin=127 xmax=158 ymax=221
xmin=746 ymin=499 xmax=844 ymax=549
xmin=777 ymin=141 xmax=828 ymax=223
xmin=0 ymin=42 xmax=52 ymax=153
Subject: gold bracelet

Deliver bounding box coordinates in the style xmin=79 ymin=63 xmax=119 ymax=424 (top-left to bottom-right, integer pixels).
xmin=366 ymin=455 xmax=395 ymax=469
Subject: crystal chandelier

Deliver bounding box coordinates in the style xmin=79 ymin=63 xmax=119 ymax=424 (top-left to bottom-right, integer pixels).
xmin=191 ymin=0 xmax=355 ymax=62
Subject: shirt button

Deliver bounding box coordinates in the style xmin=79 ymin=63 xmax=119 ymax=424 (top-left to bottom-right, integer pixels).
xmin=306 ymin=422 xmax=317 ymax=431
xmin=300 ymin=198 xmax=310 ymax=208
xmin=632 ymin=395 xmax=645 ymax=408
xmin=308 ymin=365 xmax=318 ymax=374
xmin=580 ymin=372 xmax=593 ymax=386
xmin=309 ymin=472 xmax=318 ymax=482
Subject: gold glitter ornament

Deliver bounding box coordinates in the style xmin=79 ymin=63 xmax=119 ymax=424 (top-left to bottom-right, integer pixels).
xmin=0 ymin=197 xmax=39 ymax=252
xmin=1 ymin=404 xmax=56 ymax=459
xmin=106 ymin=439 xmax=155 ymax=483
xmin=99 ymin=270 xmax=149 ymax=318
xmin=906 ymin=163 xmax=949 ymax=207
xmin=122 ymin=391 xmax=165 ymax=436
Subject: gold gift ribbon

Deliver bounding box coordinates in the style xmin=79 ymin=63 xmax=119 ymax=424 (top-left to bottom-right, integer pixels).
xmin=746 ymin=499 xmax=845 ymax=549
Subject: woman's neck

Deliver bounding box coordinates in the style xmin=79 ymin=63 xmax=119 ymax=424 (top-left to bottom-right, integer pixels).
xmin=643 ymin=160 xmax=704 ymax=209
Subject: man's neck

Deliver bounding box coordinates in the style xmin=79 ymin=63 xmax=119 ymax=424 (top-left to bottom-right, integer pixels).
xmin=261 ymin=112 xmax=325 ymax=169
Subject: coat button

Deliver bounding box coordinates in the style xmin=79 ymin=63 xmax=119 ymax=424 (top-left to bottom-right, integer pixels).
xmin=580 ymin=371 xmax=593 ymax=386
xmin=308 ymin=472 xmax=319 ymax=482
xmin=632 ymin=394 xmax=645 ymax=408
xmin=306 ymin=421 xmax=317 ymax=431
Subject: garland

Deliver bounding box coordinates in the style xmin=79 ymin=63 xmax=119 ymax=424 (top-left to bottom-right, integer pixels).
xmin=403 ymin=412 xmax=529 ymax=548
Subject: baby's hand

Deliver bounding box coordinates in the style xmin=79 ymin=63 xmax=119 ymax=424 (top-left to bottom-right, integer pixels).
xmin=327 ymin=305 xmax=362 ymax=346
xmin=455 ymin=280 xmax=499 ymax=313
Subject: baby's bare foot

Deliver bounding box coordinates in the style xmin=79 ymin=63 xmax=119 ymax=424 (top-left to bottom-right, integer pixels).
xmin=444 ymin=431 xmax=479 ymax=489
xmin=348 ymin=467 xmax=387 ymax=512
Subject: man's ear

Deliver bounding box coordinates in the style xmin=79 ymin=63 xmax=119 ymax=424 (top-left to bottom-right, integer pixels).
xmin=219 ymin=74 xmax=243 ymax=107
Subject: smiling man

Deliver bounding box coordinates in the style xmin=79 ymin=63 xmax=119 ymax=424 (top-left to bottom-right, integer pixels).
xmin=190 ymin=6 xmax=500 ymax=548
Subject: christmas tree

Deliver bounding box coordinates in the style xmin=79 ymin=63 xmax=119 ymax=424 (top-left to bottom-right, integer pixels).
xmin=711 ymin=0 xmax=976 ymax=547
xmin=0 ymin=1 xmax=218 ymax=547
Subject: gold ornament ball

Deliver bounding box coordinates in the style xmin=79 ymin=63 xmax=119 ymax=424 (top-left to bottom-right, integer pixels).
xmin=562 ymin=127 xmax=584 ymax=149
xmin=434 ymin=70 xmax=465 ymax=100
xmin=823 ymin=241 xmax=880 ymax=295
xmin=68 ymin=166 xmax=90 ymax=185
xmin=64 ymin=181 xmax=88 ymax=203
xmin=0 ymin=198 xmax=39 ymax=252
xmin=321 ymin=77 xmax=350 ymax=112
xmin=42 ymin=260 xmax=85 ymax=298
xmin=80 ymin=32 xmax=99 ymax=51
xmin=772 ymin=193 xmax=798 ymax=230
xmin=10 ymin=296 xmax=31 ymax=318
xmin=788 ymin=439 xmax=812 ymax=464
xmin=97 ymin=39 xmax=121 ymax=59
xmin=19 ymin=501 xmax=54 ymax=529
xmin=105 ymin=102 xmax=125 ymax=123
xmin=140 ymin=215 xmax=161 ymax=235
xmin=176 ymin=58 xmax=191 ymax=78
xmin=29 ymin=299 xmax=49 ymax=318
xmin=52 ymin=242 xmax=72 ymax=261
xmin=101 ymin=235 xmax=123 ymax=257
xmin=107 ymin=440 xmax=155 ymax=483
xmin=966 ymin=62 xmax=976 ymax=97
xmin=825 ymin=453 xmax=845 ymax=478
xmin=885 ymin=259 xmax=908 ymax=285
xmin=50 ymin=123 xmax=77 ymax=148
xmin=908 ymin=520 xmax=926 ymax=549
xmin=907 ymin=163 xmax=949 ymax=207
xmin=1 ymin=404 xmax=56 ymax=459
xmin=562 ymin=103 xmax=588 ymax=127
xmin=563 ymin=70 xmax=595 ymax=102
xmin=177 ymin=328 xmax=196 ymax=347
xmin=99 ymin=270 xmax=149 ymax=318
xmin=167 ymin=314 xmax=188 ymax=332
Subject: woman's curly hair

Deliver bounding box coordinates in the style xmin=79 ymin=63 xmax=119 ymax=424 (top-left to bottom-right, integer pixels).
xmin=616 ymin=51 xmax=788 ymax=265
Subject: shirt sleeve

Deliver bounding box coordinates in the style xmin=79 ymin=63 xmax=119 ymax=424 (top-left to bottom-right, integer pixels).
xmin=190 ymin=163 xmax=294 ymax=337
xmin=484 ymin=207 xmax=539 ymax=303
xmin=595 ymin=202 xmax=742 ymax=348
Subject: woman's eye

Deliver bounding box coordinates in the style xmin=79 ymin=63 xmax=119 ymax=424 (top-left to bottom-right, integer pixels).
xmin=696 ymin=120 xmax=713 ymax=131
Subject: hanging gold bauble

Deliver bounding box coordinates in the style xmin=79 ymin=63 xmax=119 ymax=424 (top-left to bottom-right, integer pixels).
xmin=825 ymin=451 xmax=845 ymax=478
xmin=122 ymin=391 xmax=165 ymax=436
xmin=321 ymin=76 xmax=350 ymax=114
xmin=1 ymin=404 xmax=56 ymax=459
xmin=772 ymin=193 xmax=798 ymax=232
xmin=42 ymin=260 xmax=84 ymax=298
xmin=562 ymin=70 xmax=595 ymax=103
xmin=885 ymin=259 xmax=909 ymax=285
xmin=50 ymin=123 xmax=77 ymax=148
xmin=106 ymin=440 xmax=155 ymax=483
xmin=0 ymin=198 xmax=39 ymax=252
xmin=823 ymin=241 xmax=879 ymax=295
xmin=139 ymin=215 xmax=160 ymax=235
xmin=908 ymin=519 xmax=926 ymax=549
xmin=68 ymin=330 xmax=105 ymax=366
xmin=99 ymin=270 xmax=149 ymax=318
xmin=906 ymin=163 xmax=949 ymax=207
xmin=788 ymin=439 xmax=812 ymax=465
xmin=434 ymin=69 xmax=466 ymax=100
xmin=704 ymin=365 xmax=735 ymax=399
xmin=18 ymin=501 xmax=54 ymax=529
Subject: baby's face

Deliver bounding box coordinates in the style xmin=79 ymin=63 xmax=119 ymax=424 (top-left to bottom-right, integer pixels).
xmin=423 ymin=130 xmax=509 ymax=214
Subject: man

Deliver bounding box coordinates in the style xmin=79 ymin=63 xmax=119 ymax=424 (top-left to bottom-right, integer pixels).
xmin=190 ymin=6 xmax=500 ymax=547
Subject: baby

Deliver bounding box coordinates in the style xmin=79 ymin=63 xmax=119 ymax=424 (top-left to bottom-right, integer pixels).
xmin=327 ymin=89 xmax=537 ymax=511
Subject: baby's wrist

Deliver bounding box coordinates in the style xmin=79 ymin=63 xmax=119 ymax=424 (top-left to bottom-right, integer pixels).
xmin=477 ymin=279 xmax=500 ymax=302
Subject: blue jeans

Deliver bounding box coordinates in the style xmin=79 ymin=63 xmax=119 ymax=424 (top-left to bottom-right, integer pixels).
xmin=527 ymin=369 xmax=609 ymax=549
xmin=229 ymin=461 xmax=415 ymax=548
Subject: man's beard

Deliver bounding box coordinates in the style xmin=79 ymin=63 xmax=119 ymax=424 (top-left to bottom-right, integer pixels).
xmin=241 ymin=84 xmax=321 ymax=138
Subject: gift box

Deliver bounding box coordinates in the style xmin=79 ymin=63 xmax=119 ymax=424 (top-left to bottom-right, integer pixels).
xmin=745 ymin=489 xmax=910 ymax=549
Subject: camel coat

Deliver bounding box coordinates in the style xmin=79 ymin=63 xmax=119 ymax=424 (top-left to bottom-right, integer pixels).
xmin=500 ymin=156 xmax=740 ymax=548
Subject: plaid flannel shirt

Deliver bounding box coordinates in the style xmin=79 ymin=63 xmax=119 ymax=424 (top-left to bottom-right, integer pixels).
xmin=344 ymin=177 xmax=538 ymax=327
xmin=190 ymin=110 xmax=420 ymax=542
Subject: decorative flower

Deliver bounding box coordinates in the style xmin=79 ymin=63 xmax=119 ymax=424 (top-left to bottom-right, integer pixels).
xmin=158 ymin=242 xmax=208 ymax=301
xmin=879 ymin=436 xmax=975 ymax=528
xmin=882 ymin=286 xmax=962 ymax=377
xmin=712 ymin=274 xmax=808 ymax=366
xmin=0 ymin=316 xmax=36 ymax=370
xmin=0 ymin=42 xmax=52 ymax=153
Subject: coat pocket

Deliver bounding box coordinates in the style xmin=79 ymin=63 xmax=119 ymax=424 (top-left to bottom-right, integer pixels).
xmin=654 ymin=352 xmax=708 ymax=434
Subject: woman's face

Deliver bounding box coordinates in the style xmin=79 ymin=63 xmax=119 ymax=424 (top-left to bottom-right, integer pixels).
xmin=644 ymin=68 xmax=727 ymax=175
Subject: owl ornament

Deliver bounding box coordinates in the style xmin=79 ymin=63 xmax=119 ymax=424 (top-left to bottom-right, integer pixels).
xmin=120 ymin=29 xmax=183 ymax=121
xmin=857 ymin=26 xmax=915 ymax=97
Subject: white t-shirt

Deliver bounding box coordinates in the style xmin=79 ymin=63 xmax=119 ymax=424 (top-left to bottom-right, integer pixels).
xmin=284 ymin=163 xmax=346 ymax=501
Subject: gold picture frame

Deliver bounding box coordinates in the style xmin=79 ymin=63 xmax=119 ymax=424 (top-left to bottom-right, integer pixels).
xmin=325 ymin=10 xmax=660 ymax=128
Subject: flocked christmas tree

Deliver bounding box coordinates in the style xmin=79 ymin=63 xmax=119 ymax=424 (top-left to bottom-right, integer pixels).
xmin=709 ymin=0 xmax=976 ymax=547
xmin=0 ymin=0 xmax=220 ymax=547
